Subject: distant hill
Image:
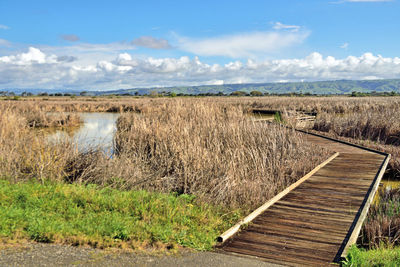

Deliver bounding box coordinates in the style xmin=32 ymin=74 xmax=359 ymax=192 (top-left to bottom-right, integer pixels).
xmin=96 ymin=79 xmax=400 ymax=96
xmin=2 ymin=79 xmax=400 ymax=96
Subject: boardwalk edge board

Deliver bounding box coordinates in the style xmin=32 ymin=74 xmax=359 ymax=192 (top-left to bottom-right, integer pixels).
xmin=217 ymin=152 xmax=340 ymax=244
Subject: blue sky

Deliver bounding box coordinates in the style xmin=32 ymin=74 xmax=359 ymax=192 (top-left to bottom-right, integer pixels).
xmin=0 ymin=0 xmax=399 ymax=90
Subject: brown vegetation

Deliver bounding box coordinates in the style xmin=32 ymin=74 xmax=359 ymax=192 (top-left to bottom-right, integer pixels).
xmin=114 ymin=101 xmax=328 ymax=208
xmin=309 ymin=101 xmax=400 ymax=177
xmin=1 ymin=101 xmax=81 ymax=128
xmin=313 ymin=109 xmax=400 ymax=146
xmin=0 ymin=106 xmax=77 ymax=182
xmin=4 ymin=95 xmax=400 ymax=252
xmin=360 ymin=187 xmax=400 ymax=248
xmin=0 ymin=98 xmax=328 ymax=209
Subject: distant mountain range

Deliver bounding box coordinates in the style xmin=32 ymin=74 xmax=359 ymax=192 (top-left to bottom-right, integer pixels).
xmin=2 ymin=79 xmax=400 ymax=96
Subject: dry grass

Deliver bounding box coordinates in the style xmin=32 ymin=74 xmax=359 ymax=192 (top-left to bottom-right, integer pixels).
xmin=0 ymin=98 xmax=328 ymax=209
xmin=0 ymin=106 xmax=77 ymax=182
xmin=5 ymin=95 xmax=400 ymax=251
xmin=313 ymin=109 xmax=400 ymax=146
xmin=1 ymin=101 xmax=81 ymax=128
xmin=222 ymin=96 xmax=400 ymax=114
xmin=113 ymin=100 xmax=328 ymax=208
xmin=360 ymin=187 xmax=400 ymax=248
xmin=1 ymin=97 xmax=141 ymax=113
xmin=307 ymin=100 xmax=400 ymax=177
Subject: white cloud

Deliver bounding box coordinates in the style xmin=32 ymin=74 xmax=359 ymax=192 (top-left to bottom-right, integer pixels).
xmin=36 ymin=42 xmax=137 ymax=66
xmin=132 ymin=36 xmax=171 ymax=49
xmin=272 ymin=22 xmax=301 ymax=31
xmin=177 ymin=30 xmax=310 ymax=58
xmin=0 ymin=47 xmax=57 ymax=65
xmin=0 ymin=24 xmax=10 ymax=30
xmin=1 ymin=47 xmax=400 ymax=90
xmin=340 ymin=42 xmax=349 ymax=49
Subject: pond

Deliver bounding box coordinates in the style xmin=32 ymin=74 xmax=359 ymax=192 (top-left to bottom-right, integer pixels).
xmin=47 ymin=112 xmax=120 ymax=155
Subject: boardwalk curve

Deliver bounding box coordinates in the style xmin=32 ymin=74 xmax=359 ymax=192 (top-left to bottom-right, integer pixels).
xmin=218 ymin=131 xmax=390 ymax=266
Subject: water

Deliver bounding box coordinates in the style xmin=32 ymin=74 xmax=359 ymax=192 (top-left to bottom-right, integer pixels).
xmin=47 ymin=112 xmax=120 ymax=155
xmin=249 ymin=113 xmax=275 ymax=122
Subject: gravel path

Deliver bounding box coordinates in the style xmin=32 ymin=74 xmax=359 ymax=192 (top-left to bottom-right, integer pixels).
xmin=0 ymin=243 xmax=282 ymax=267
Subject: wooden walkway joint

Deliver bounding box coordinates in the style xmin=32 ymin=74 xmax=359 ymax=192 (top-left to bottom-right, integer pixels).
xmin=218 ymin=130 xmax=390 ymax=266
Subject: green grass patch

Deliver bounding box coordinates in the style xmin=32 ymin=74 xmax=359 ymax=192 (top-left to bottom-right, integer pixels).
xmin=0 ymin=180 xmax=241 ymax=251
xmin=342 ymin=245 xmax=400 ymax=267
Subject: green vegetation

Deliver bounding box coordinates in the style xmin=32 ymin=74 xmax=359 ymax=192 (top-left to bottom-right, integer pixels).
xmin=95 ymin=78 xmax=400 ymax=96
xmin=342 ymin=188 xmax=400 ymax=266
xmin=343 ymin=245 xmax=400 ymax=267
xmin=0 ymin=179 xmax=240 ymax=250
xmin=2 ymin=78 xmax=400 ymax=97
xmin=273 ymin=111 xmax=282 ymax=123
xmin=359 ymin=187 xmax=400 ymax=248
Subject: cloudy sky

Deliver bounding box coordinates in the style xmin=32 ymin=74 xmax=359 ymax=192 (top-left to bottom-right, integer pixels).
xmin=0 ymin=0 xmax=399 ymax=90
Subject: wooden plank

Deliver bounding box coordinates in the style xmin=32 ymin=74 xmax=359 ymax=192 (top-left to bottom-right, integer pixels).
xmin=229 ymin=241 xmax=336 ymax=261
xmin=249 ymin=219 xmax=347 ymax=238
xmin=217 ymin=152 xmax=339 ymax=243
xmin=254 ymin=209 xmax=353 ymax=227
xmin=247 ymin=224 xmax=346 ymax=243
xmin=284 ymin=190 xmax=365 ymax=202
xmin=308 ymin=175 xmax=375 ymax=183
xmin=225 ymin=240 xmax=333 ymax=265
xmin=222 ymin=246 xmax=325 ymax=267
xmin=295 ymin=182 xmax=371 ymax=192
xmin=273 ymin=201 xmax=359 ymax=215
xmin=264 ymin=206 xmax=356 ymax=223
xmin=252 ymin=216 xmax=347 ymax=236
xmin=292 ymin=187 xmax=367 ymax=197
xmin=279 ymin=196 xmax=365 ymax=211
xmin=232 ymin=232 xmax=339 ymax=255
xmin=306 ymin=179 xmax=373 ymax=188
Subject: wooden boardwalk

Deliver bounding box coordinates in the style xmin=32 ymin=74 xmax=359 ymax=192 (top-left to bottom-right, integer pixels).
xmin=218 ymin=132 xmax=390 ymax=266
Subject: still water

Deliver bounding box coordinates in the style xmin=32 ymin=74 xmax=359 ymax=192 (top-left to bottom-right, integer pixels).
xmin=47 ymin=113 xmax=120 ymax=154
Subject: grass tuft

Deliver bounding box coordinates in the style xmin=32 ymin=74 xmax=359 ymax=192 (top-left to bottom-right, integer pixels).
xmin=342 ymin=245 xmax=400 ymax=267
xmin=0 ymin=180 xmax=240 ymax=251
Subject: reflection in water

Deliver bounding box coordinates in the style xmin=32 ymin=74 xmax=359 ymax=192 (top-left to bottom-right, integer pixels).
xmin=48 ymin=113 xmax=120 ymax=155
xmin=250 ymin=113 xmax=275 ymax=121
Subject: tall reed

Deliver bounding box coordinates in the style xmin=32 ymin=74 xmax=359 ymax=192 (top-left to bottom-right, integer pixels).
xmin=360 ymin=187 xmax=400 ymax=248
xmin=0 ymin=106 xmax=77 ymax=182
xmin=114 ymin=100 xmax=328 ymax=208
xmin=0 ymin=98 xmax=329 ymax=209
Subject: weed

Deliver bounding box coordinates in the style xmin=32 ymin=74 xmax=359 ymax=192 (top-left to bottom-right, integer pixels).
xmin=0 ymin=180 xmax=240 ymax=251
xmin=343 ymin=245 xmax=400 ymax=266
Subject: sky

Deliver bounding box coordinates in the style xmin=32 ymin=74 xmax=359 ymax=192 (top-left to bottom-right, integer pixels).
xmin=0 ymin=0 xmax=400 ymax=90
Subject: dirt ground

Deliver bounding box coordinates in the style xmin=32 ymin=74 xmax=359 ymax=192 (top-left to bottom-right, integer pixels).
xmin=0 ymin=243 xmax=283 ymax=267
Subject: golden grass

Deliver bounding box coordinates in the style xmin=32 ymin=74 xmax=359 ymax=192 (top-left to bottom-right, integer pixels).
xmin=114 ymin=100 xmax=328 ymax=209
xmin=0 ymin=98 xmax=328 ymax=209
xmin=1 ymin=101 xmax=81 ymax=128
xmin=359 ymin=187 xmax=400 ymax=249
xmin=0 ymin=107 xmax=77 ymax=182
